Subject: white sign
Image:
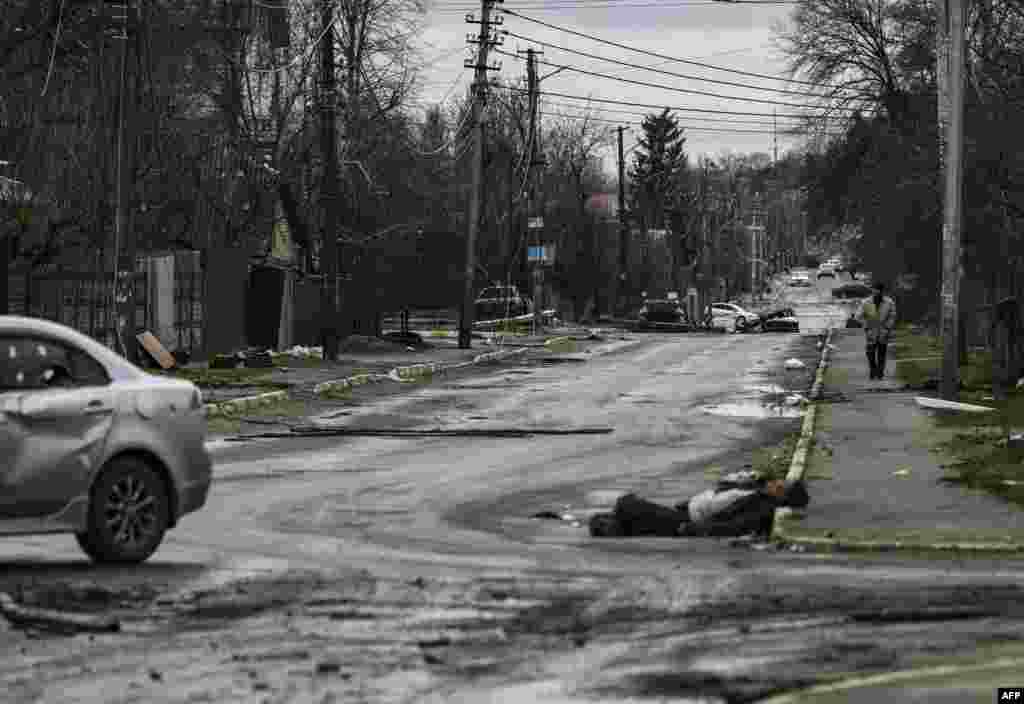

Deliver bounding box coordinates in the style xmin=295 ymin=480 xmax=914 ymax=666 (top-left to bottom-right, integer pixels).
xmin=528 ymin=217 xmax=544 ymax=230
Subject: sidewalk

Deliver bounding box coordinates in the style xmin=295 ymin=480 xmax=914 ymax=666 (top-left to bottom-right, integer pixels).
xmin=777 ymin=328 xmax=1024 ymax=550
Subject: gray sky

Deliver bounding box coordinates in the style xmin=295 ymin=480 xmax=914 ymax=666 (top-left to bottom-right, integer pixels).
xmin=411 ymin=0 xmax=812 ymax=178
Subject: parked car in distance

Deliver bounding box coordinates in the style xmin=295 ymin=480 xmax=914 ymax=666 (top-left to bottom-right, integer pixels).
xmin=706 ymin=302 xmax=758 ymax=332
xmin=817 ymin=263 xmax=837 ymax=279
xmin=832 ymin=282 xmax=873 ymax=299
xmin=0 ymin=316 xmax=212 ymax=564
xmin=474 ymin=285 xmax=531 ymax=321
xmin=788 ymin=272 xmax=813 ymax=287
xmin=639 ymin=299 xmax=689 ymax=325
xmin=760 ymin=307 xmax=800 ymax=333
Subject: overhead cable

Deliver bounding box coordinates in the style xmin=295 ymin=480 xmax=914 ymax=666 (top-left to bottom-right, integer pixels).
xmin=494 ymin=48 xmax=846 ymax=111
xmin=500 ymin=8 xmax=844 ymax=90
xmin=502 ymin=30 xmax=844 ymax=98
xmin=538 ymin=111 xmax=841 ymax=135
xmin=541 ymin=100 xmax=819 ymax=126
xmin=499 ymin=85 xmax=853 ymax=119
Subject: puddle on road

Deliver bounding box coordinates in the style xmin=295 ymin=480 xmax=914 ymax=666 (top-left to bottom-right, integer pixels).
xmin=700 ymin=400 xmax=805 ymax=419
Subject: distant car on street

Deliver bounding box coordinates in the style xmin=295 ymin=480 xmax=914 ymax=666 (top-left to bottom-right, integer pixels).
xmin=706 ymin=302 xmax=758 ymax=332
xmin=817 ymin=263 xmax=837 ymax=279
xmin=474 ymin=285 xmax=532 ymax=321
xmin=832 ymin=282 xmax=873 ymax=299
xmin=0 ymin=316 xmax=212 ymax=564
xmin=639 ymin=299 xmax=690 ymax=325
xmin=788 ymin=272 xmax=813 ymax=287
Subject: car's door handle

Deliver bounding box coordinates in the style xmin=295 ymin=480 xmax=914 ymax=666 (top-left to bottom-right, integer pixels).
xmin=85 ymin=399 xmax=112 ymax=415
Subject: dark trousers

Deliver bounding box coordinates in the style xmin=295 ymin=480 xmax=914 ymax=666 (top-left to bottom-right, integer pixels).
xmin=866 ymin=341 xmax=888 ymax=378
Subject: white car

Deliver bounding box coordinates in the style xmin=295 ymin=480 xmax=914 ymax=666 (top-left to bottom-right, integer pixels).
xmin=817 ymin=264 xmax=837 ymax=279
xmin=706 ymin=302 xmax=758 ymax=332
xmin=0 ymin=316 xmax=212 ymax=563
xmin=788 ymin=272 xmax=812 ymax=287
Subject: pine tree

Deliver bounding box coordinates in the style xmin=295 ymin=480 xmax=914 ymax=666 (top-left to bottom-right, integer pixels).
xmin=628 ymin=109 xmax=688 ymax=233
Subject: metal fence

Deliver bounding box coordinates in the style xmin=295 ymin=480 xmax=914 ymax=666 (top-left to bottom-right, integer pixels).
xmin=8 ymin=256 xmax=204 ymax=356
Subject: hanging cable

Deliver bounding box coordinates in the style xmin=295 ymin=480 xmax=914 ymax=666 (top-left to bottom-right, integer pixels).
xmin=502 ymin=30 xmax=844 ymax=98
xmin=498 ymin=85 xmax=853 ymax=120
xmin=500 ymin=8 xmax=846 ymax=90
xmin=493 ymin=48 xmax=849 ymax=111
xmin=539 ymin=110 xmax=842 ymax=135
xmin=40 ymin=0 xmax=67 ymax=97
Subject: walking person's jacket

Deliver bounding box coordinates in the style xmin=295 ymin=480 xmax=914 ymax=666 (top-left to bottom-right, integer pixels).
xmin=858 ymin=295 xmax=897 ymax=344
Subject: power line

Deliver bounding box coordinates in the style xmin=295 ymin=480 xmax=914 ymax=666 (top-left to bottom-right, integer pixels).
xmin=500 ymin=8 xmax=842 ymax=90
xmin=539 ymin=110 xmax=840 ymax=135
xmin=494 ymin=48 xmax=844 ymax=111
xmin=502 ymin=30 xmax=843 ymax=98
xmin=499 ymin=85 xmax=850 ymax=119
xmin=40 ymin=0 xmax=67 ymax=97
xmin=540 ymin=99 xmax=817 ymax=126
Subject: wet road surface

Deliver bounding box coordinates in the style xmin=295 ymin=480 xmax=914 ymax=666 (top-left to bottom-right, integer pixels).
xmin=2 ymin=275 xmax=1023 ymax=703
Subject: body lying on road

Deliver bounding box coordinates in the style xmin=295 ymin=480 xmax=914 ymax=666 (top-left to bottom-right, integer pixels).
xmin=589 ymin=472 xmax=810 ymax=538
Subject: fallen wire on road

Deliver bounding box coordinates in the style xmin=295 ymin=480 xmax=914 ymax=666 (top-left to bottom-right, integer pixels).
xmin=0 ymin=593 xmax=121 ymax=634
xmin=224 ymin=426 xmax=614 ymax=441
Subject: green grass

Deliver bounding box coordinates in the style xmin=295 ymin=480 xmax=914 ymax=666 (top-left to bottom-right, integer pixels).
xmin=206 ymin=398 xmax=308 ymax=436
xmin=162 ymin=366 xmax=286 ymax=389
xmin=494 ymin=320 xmax=531 ymax=335
xmin=429 ymin=329 xmax=450 ymax=338
xmin=890 ymin=327 xmax=994 ymax=391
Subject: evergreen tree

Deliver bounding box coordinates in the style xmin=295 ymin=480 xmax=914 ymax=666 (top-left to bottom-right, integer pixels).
xmin=628 ymin=109 xmax=688 ymax=232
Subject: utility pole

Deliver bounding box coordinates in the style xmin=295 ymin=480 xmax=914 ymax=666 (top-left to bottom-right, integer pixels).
xmin=772 ymin=109 xmax=778 ymax=166
xmin=524 ymin=47 xmax=544 ymax=333
xmin=937 ymin=0 xmax=966 ymax=400
xmin=617 ymin=125 xmax=628 ymax=315
xmin=111 ymin=0 xmax=136 ymax=359
xmin=319 ymin=0 xmax=341 ymax=361
xmin=458 ymin=0 xmax=502 ymax=349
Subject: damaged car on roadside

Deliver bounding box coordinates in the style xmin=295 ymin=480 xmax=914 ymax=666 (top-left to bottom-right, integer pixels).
xmin=0 ymin=316 xmax=212 ymax=564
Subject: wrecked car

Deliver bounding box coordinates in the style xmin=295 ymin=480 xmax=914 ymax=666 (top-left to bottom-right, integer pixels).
xmin=0 ymin=316 xmax=212 ymax=564
xmin=589 ymin=472 xmax=809 ymax=538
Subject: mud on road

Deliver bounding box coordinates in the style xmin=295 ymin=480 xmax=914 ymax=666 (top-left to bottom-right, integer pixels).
xmin=5 ymin=318 xmax=1024 ymax=704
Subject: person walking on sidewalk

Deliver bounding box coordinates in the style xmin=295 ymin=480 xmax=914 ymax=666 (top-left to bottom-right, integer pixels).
xmin=858 ymin=281 xmax=897 ymax=379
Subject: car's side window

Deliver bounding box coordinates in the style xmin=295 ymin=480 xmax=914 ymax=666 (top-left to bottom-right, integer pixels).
xmin=0 ymin=336 xmax=109 ymax=391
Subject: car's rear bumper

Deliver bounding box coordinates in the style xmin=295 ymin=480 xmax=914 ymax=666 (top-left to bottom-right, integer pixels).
xmin=179 ymin=478 xmax=211 ymax=517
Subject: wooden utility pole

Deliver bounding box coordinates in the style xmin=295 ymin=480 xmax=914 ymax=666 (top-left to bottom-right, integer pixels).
xmin=458 ymin=0 xmax=502 ymax=349
xmin=617 ymin=125 xmax=628 ymax=315
xmin=112 ymin=0 xmax=137 ymax=359
xmin=319 ymin=0 xmax=341 ymax=361
xmin=937 ymin=0 xmax=966 ymax=399
xmin=525 ymin=47 xmax=543 ymax=332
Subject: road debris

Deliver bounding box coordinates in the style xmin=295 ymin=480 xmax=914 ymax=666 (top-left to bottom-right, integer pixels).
xmin=0 ymin=593 xmax=121 ymax=634
xmin=914 ymin=397 xmax=995 ymax=413
xmin=225 ymin=426 xmax=614 ymax=441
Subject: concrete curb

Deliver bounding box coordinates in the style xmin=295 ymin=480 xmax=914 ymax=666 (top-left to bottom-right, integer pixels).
xmin=771 ymin=329 xmax=833 ymax=535
xmin=313 ymin=347 xmax=532 ymax=392
xmin=204 ymin=389 xmax=289 ymax=418
xmin=758 ymin=656 xmax=1024 ymax=704
xmin=771 ymin=330 xmax=1024 ymax=554
xmin=312 ymin=373 xmax=391 ymax=396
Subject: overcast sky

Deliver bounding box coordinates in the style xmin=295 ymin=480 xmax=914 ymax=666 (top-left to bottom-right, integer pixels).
xmin=409 ymin=0 xmax=808 ymax=179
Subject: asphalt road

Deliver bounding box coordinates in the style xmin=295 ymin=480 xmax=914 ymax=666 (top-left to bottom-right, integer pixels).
xmin=2 ymin=273 xmax=1023 ymax=704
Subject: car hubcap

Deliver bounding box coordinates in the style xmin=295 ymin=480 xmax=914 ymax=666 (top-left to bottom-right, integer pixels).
xmin=105 ymin=476 xmax=158 ymax=548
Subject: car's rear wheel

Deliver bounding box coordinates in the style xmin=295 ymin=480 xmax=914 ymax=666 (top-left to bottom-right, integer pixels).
xmin=734 ymin=316 xmax=747 ymax=333
xmin=76 ymin=457 xmax=171 ymax=564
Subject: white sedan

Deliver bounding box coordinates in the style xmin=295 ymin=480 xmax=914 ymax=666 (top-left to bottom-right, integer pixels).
xmin=706 ymin=302 xmax=758 ymax=332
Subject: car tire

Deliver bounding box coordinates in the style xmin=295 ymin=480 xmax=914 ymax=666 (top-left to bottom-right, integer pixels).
xmin=734 ymin=316 xmax=746 ymax=333
xmin=77 ymin=457 xmax=171 ymax=564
